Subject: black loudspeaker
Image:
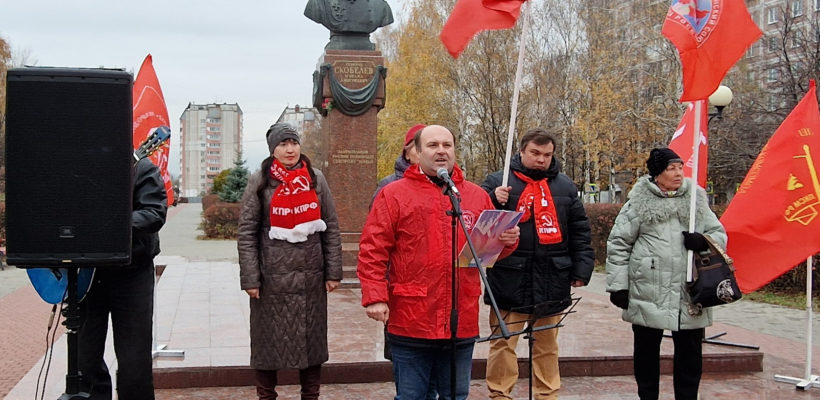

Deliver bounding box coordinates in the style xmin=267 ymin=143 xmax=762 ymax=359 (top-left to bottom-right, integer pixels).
xmin=5 ymin=67 xmax=134 ymax=266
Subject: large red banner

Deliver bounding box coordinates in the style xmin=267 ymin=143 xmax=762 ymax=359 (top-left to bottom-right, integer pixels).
xmin=133 ymin=54 xmax=174 ymax=206
xmin=721 ymin=82 xmax=820 ymax=292
xmin=661 ymin=0 xmax=761 ymax=101
xmin=440 ymin=0 xmax=527 ymax=59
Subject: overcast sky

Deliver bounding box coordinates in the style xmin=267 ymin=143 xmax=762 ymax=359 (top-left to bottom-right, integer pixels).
xmin=1 ymin=0 xmax=408 ymax=175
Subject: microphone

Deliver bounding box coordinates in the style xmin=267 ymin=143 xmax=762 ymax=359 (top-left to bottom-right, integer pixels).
xmin=436 ymin=167 xmax=459 ymax=195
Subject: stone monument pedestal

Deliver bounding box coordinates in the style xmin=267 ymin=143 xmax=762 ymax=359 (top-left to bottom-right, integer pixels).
xmin=316 ymin=49 xmax=385 ymax=234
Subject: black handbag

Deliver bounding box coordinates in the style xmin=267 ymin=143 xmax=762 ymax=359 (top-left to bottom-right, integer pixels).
xmin=687 ymin=234 xmax=742 ymax=314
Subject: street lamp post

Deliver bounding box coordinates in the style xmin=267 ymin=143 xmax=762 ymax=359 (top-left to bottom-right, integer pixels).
xmin=706 ymin=85 xmax=733 ymax=205
xmin=708 ymin=85 xmax=733 ymax=124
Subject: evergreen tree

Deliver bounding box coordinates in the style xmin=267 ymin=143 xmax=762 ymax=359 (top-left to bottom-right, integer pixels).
xmin=210 ymin=169 xmax=231 ymax=195
xmin=218 ymin=152 xmax=248 ymax=203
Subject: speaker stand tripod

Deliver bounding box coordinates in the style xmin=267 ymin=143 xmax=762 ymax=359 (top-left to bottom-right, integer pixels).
xmin=59 ymin=267 xmax=90 ymax=399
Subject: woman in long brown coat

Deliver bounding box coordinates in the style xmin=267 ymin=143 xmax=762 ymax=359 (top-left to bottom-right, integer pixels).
xmin=238 ymin=123 xmax=342 ymax=400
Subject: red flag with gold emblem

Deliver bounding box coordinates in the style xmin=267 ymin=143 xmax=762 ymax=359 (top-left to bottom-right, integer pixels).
xmin=440 ymin=0 xmax=528 ymax=59
xmin=668 ymin=102 xmax=709 ymax=188
xmin=721 ymin=81 xmax=820 ymax=293
xmin=662 ymin=0 xmax=761 ymax=102
xmin=133 ymin=54 xmax=174 ymax=206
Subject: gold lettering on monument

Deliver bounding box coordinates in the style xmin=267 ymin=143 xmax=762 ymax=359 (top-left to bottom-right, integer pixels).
xmin=332 ymin=61 xmax=375 ymax=86
xmin=331 ymin=149 xmax=375 ymax=165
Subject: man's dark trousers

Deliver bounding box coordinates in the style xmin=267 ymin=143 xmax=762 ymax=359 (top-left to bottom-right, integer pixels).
xmin=78 ymin=262 xmax=155 ymax=400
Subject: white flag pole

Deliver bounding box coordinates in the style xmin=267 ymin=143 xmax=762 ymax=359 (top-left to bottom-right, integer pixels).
xmin=774 ymin=255 xmax=819 ymax=390
xmin=501 ymin=1 xmax=531 ymax=188
xmin=685 ymin=100 xmax=703 ymax=283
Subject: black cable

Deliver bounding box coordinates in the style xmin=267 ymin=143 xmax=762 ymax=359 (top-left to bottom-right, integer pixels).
xmin=34 ymin=285 xmax=67 ymax=400
xmin=41 ymin=300 xmax=65 ymax=400
xmin=33 ymin=304 xmax=57 ymax=400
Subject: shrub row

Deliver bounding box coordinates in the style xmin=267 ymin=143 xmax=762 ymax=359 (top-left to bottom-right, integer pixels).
xmin=199 ymin=200 xmax=241 ymax=239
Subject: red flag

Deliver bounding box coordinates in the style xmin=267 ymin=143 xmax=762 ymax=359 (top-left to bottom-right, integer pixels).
xmin=721 ymin=81 xmax=820 ymax=293
xmin=668 ymin=102 xmax=709 ymax=187
xmin=440 ymin=0 xmax=527 ymax=59
xmin=133 ymin=54 xmax=174 ymax=206
xmin=662 ymin=0 xmax=761 ymax=102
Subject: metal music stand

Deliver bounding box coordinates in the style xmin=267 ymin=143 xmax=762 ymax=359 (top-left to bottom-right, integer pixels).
xmin=479 ymin=296 xmax=581 ymax=400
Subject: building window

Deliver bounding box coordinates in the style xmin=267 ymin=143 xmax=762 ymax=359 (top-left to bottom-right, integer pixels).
xmin=747 ymin=70 xmax=756 ymax=82
xmin=768 ymin=36 xmax=778 ymax=52
xmin=792 ymin=0 xmax=804 ymax=17
xmin=768 ymin=8 xmax=778 ymax=24
xmin=767 ymin=95 xmax=778 ymax=111
xmin=746 ymin=42 xmax=756 ymax=57
xmin=816 ymin=0 xmax=820 ymax=11
xmin=792 ymin=30 xmax=804 ymax=47
xmin=767 ymin=68 xmax=779 ymax=82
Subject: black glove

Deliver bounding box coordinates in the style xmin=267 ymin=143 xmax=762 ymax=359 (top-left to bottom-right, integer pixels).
xmin=609 ymin=290 xmax=629 ymax=310
xmin=682 ymin=231 xmax=709 ymax=251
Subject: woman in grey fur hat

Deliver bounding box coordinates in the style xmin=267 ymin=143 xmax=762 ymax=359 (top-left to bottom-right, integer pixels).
xmin=605 ymin=147 xmax=727 ymax=400
xmin=237 ymin=123 xmax=342 ymax=400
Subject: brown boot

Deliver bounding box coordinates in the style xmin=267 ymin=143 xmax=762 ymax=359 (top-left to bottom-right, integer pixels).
xmin=299 ymin=364 xmax=322 ymax=400
xmin=255 ymin=369 xmax=278 ymax=400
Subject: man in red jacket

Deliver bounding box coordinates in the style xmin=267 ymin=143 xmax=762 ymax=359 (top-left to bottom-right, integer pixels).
xmin=358 ymin=125 xmax=519 ymax=400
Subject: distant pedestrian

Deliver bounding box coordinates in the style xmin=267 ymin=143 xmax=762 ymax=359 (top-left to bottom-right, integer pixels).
xmin=606 ymin=148 xmax=726 ymax=400
xmin=238 ymin=123 xmax=343 ymax=400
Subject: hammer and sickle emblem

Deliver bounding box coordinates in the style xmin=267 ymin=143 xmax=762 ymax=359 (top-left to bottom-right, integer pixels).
xmin=292 ymin=176 xmax=311 ymax=193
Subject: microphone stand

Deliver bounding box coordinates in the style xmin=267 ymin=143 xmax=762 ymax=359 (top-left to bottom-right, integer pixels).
xmin=441 ymin=183 xmax=510 ymax=400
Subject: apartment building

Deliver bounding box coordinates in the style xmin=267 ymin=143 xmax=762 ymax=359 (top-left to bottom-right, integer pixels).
xmin=179 ymin=103 xmax=243 ymax=198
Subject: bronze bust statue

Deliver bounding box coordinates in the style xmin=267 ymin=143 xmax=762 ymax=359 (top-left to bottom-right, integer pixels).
xmin=304 ymin=0 xmax=394 ymax=50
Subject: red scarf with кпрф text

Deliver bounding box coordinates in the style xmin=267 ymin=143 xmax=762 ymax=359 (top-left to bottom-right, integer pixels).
xmin=513 ymin=171 xmax=563 ymax=244
xmin=268 ymin=159 xmax=326 ymax=243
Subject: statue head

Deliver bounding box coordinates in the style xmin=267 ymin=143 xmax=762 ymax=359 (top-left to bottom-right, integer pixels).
xmin=304 ymin=0 xmax=395 ymax=50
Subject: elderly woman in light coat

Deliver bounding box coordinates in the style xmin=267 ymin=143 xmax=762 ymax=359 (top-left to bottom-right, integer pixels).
xmin=605 ymin=148 xmax=726 ymax=400
xmin=238 ymin=123 xmax=342 ymax=400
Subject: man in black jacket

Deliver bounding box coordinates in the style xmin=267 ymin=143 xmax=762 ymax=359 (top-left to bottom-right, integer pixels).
xmin=78 ymin=157 xmax=167 ymax=400
xmin=481 ymin=128 xmax=594 ymax=400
